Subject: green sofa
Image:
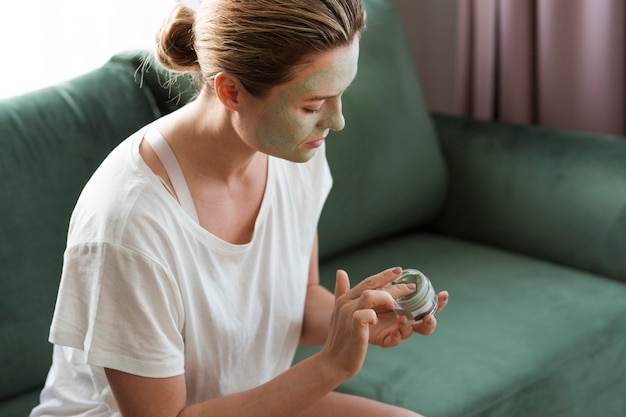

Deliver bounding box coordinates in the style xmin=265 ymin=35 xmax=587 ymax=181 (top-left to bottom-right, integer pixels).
xmin=2 ymin=0 xmax=625 ymax=415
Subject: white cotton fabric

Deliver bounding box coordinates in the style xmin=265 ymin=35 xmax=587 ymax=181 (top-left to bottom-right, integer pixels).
xmin=30 ymin=125 xmax=332 ymax=417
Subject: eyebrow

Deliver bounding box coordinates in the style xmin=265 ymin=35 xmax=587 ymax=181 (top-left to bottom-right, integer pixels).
xmin=302 ymin=70 xmax=358 ymax=102
xmin=303 ymin=94 xmax=338 ymax=102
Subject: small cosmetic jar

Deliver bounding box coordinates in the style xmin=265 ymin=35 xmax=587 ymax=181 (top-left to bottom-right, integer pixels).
xmin=392 ymin=269 xmax=438 ymax=324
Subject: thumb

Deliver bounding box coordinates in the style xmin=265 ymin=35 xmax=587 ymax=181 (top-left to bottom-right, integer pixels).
xmin=334 ymin=269 xmax=351 ymax=300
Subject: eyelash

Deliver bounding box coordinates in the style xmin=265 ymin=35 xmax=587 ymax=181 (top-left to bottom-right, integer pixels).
xmin=303 ymin=108 xmax=323 ymax=115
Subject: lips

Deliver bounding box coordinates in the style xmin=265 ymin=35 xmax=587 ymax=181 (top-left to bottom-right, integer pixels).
xmin=304 ymin=138 xmax=325 ymax=149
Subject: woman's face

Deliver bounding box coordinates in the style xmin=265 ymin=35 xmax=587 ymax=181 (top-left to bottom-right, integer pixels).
xmin=245 ymin=40 xmax=360 ymax=163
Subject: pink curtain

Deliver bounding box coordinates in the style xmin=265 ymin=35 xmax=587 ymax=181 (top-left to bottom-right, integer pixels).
xmin=457 ymin=0 xmax=626 ymax=136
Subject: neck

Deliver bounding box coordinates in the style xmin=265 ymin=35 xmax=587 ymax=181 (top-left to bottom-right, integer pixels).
xmin=155 ymin=89 xmax=265 ymax=184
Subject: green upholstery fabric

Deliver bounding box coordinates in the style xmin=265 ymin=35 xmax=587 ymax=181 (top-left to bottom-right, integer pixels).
xmin=296 ymin=233 xmax=626 ymax=416
xmin=0 ymin=391 xmax=41 ymax=417
xmin=317 ymin=0 xmax=447 ymax=260
xmin=110 ymin=51 xmax=198 ymax=116
xmin=1 ymin=0 xmax=625 ymax=416
xmin=431 ymin=114 xmax=626 ymax=283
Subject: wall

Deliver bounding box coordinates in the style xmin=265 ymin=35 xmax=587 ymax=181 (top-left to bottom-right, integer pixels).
xmin=1 ymin=0 xmax=459 ymax=105
xmin=0 ymin=0 xmax=173 ymax=100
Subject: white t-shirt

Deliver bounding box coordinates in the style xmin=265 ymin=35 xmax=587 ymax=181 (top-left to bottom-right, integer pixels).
xmin=30 ymin=126 xmax=332 ymax=416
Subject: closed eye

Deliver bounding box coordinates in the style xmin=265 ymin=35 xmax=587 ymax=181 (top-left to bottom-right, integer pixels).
xmin=303 ymin=107 xmax=323 ymax=114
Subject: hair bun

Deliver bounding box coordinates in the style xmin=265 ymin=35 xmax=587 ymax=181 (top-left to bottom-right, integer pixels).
xmin=155 ymin=4 xmax=199 ymax=72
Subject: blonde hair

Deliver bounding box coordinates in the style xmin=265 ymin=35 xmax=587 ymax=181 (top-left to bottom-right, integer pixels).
xmin=155 ymin=0 xmax=366 ymax=97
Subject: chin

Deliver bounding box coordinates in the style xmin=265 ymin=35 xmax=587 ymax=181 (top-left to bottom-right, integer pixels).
xmin=278 ymin=148 xmax=317 ymax=164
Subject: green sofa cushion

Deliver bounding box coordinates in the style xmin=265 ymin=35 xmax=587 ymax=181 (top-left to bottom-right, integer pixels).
xmin=432 ymin=115 xmax=626 ymax=283
xmin=317 ymin=0 xmax=447 ymax=260
xmin=297 ymin=233 xmax=626 ymax=416
xmin=0 ymin=390 xmax=40 ymax=417
xmin=0 ymin=57 xmax=164 ymax=404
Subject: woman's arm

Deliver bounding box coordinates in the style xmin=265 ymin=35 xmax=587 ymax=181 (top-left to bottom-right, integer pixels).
xmin=105 ymin=350 xmax=344 ymax=417
xmin=300 ymin=233 xmax=335 ymax=346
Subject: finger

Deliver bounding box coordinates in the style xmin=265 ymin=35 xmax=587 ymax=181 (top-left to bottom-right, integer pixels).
xmin=353 ymin=308 xmax=378 ymax=327
xmin=348 ymin=266 xmax=403 ymax=299
xmin=398 ymin=316 xmax=413 ymax=340
xmin=412 ymin=314 xmax=437 ymax=336
xmin=334 ymin=269 xmax=351 ymax=300
xmin=357 ymin=289 xmax=397 ymax=312
xmin=381 ymin=317 xmax=412 ymax=348
xmin=435 ymin=291 xmax=449 ymax=314
xmin=383 ymin=281 xmax=417 ymax=300
xmin=381 ymin=329 xmax=402 ymax=348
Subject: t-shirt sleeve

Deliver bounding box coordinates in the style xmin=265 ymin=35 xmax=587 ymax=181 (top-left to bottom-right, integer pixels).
xmin=49 ymin=242 xmax=185 ymax=378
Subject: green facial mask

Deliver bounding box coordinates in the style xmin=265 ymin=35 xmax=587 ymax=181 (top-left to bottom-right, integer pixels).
xmin=254 ymin=42 xmax=360 ymax=163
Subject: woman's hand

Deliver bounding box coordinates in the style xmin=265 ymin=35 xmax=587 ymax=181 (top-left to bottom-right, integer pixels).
xmin=319 ymin=267 xmax=450 ymax=380
xmin=319 ymin=267 xmax=406 ymax=379
xmin=368 ymin=290 xmax=449 ymax=347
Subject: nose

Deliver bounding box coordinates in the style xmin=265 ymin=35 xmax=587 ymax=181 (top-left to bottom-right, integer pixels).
xmin=319 ymin=97 xmax=346 ymax=132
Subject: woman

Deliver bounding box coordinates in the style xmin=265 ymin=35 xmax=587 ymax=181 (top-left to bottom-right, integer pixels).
xmin=31 ymin=1 xmax=448 ymax=416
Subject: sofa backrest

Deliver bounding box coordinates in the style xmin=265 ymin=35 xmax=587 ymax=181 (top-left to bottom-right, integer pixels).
xmin=317 ymin=0 xmax=447 ymax=260
xmin=0 ymin=56 xmax=167 ymax=404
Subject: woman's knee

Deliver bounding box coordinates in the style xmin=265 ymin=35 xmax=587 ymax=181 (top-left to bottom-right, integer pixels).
xmin=300 ymin=392 xmax=423 ymax=417
xmin=385 ymin=405 xmax=423 ymax=417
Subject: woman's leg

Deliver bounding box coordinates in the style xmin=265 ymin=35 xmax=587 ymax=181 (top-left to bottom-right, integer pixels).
xmin=299 ymin=391 xmax=423 ymax=417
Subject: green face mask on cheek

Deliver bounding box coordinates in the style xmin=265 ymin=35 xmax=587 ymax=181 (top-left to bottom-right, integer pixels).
xmin=253 ymin=42 xmax=359 ymax=163
xmin=255 ymin=88 xmax=321 ymax=162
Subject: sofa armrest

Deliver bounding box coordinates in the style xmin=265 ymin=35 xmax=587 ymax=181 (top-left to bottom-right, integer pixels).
xmin=430 ymin=113 xmax=626 ymax=282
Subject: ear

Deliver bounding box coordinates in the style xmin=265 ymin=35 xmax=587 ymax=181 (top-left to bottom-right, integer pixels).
xmin=214 ymin=72 xmax=241 ymax=111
